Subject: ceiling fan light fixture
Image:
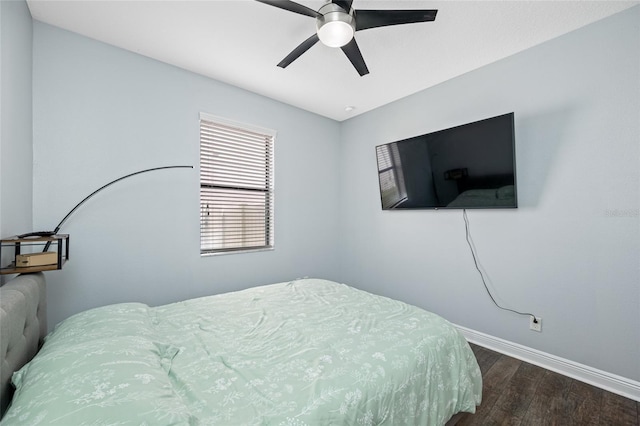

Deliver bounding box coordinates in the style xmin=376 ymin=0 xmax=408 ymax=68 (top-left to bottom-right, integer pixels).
xmin=316 ymin=3 xmax=355 ymax=48
xmin=317 ymin=20 xmax=354 ymax=47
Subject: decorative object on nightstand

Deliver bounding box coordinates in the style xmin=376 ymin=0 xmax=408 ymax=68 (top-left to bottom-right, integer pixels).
xmin=0 ymin=234 xmax=69 ymax=275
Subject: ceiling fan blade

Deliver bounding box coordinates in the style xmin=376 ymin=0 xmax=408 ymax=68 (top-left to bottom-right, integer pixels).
xmin=355 ymin=9 xmax=438 ymax=31
xmin=332 ymin=0 xmax=354 ymax=12
xmin=277 ymin=33 xmax=320 ymax=68
xmin=341 ymin=38 xmax=369 ymax=76
xmin=255 ymin=0 xmax=320 ymax=18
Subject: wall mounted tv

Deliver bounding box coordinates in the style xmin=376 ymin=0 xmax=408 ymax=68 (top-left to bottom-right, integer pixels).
xmin=376 ymin=112 xmax=517 ymax=210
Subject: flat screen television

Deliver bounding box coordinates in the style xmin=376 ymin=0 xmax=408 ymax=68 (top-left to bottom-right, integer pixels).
xmin=376 ymin=112 xmax=517 ymax=210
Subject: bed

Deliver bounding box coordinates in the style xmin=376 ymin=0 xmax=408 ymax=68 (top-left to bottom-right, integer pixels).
xmin=0 ymin=274 xmax=481 ymax=425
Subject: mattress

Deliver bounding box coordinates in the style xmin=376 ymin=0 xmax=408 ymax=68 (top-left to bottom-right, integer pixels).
xmin=1 ymin=278 xmax=481 ymax=425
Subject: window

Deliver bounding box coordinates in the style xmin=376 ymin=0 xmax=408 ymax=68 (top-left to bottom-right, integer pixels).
xmin=200 ymin=113 xmax=275 ymax=254
xmin=376 ymin=143 xmax=407 ymax=208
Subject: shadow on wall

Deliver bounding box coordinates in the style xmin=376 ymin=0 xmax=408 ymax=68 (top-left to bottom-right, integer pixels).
xmin=515 ymin=106 xmax=577 ymax=208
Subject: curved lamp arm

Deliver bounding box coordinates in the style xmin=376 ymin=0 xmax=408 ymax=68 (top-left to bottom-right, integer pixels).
xmin=22 ymin=166 xmax=193 ymax=251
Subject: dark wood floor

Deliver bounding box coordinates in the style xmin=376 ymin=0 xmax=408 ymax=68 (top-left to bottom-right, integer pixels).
xmin=447 ymin=343 xmax=639 ymax=426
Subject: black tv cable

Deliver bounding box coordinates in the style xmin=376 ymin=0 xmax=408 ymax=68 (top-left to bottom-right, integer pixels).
xmin=463 ymin=209 xmax=538 ymax=322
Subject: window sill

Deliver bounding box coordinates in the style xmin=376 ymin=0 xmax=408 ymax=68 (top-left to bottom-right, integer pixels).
xmin=200 ymin=247 xmax=274 ymax=257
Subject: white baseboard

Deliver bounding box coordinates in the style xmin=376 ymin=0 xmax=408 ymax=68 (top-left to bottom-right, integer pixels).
xmin=455 ymin=324 xmax=640 ymax=402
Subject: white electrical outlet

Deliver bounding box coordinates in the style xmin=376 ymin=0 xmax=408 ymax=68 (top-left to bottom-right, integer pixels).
xmin=529 ymin=316 xmax=542 ymax=332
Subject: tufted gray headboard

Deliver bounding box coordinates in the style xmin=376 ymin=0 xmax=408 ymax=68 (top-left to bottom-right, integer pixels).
xmin=0 ymin=273 xmax=47 ymax=417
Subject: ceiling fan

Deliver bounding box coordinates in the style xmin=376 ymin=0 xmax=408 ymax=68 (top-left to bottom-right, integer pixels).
xmin=255 ymin=0 xmax=438 ymax=76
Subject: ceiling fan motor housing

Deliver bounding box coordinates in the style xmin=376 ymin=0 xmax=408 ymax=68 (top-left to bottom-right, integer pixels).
xmin=316 ymin=3 xmax=355 ymax=47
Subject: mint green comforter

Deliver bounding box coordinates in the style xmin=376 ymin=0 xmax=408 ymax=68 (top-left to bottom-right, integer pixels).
xmin=2 ymin=279 xmax=481 ymax=425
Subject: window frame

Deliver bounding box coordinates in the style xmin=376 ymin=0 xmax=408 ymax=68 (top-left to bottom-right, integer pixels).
xmin=199 ymin=112 xmax=276 ymax=256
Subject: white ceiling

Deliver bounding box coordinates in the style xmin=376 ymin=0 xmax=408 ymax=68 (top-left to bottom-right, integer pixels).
xmin=26 ymin=0 xmax=637 ymax=121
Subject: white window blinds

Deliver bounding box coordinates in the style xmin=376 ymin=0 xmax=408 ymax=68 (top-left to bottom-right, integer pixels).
xmin=200 ymin=114 xmax=275 ymax=254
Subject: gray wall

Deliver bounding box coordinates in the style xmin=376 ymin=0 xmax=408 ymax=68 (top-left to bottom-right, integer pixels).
xmin=32 ymin=22 xmax=342 ymax=327
xmin=0 ymin=0 xmax=33 ymax=282
xmin=338 ymin=6 xmax=639 ymax=381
